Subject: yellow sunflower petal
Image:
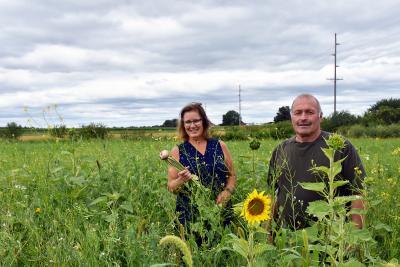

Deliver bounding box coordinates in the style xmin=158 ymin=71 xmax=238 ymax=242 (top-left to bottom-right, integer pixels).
xmin=241 ymin=189 xmax=272 ymax=225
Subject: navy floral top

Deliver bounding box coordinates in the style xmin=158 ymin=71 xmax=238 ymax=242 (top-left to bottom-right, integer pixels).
xmin=176 ymin=138 xmax=229 ymax=226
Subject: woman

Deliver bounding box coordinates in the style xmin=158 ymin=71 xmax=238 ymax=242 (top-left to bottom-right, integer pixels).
xmin=167 ymin=102 xmax=236 ymax=229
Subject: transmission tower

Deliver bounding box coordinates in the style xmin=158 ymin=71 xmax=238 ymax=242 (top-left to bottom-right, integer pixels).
xmin=327 ymin=33 xmax=343 ymax=114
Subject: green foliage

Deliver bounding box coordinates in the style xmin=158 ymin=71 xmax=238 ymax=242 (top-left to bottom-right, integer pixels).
xmin=363 ymin=98 xmax=400 ymax=125
xmin=222 ymin=110 xmax=241 ymax=126
xmin=49 ymin=124 xmax=68 ymax=138
xmin=322 ymin=111 xmax=360 ymax=132
xmin=273 ymin=106 xmax=291 ymax=123
xmin=224 ymin=126 xmax=248 ymax=140
xmin=345 ymin=124 xmax=400 ymax=138
xmin=249 ymin=139 xmax=261 ymax=150
xmin=368 ymin=98 xmax=400 ymax=112
xmin=0 ymin=138 xmax=399 ymax=265
xmin=77 ymin=123 xmax=109 ymax=139
xmin=1 ymin=122 xmax=23 ymax=139
xmin=269 ymin=120 xmax=294 ymax=140
xmin=162 ymin=119 xmax=178 ymax=128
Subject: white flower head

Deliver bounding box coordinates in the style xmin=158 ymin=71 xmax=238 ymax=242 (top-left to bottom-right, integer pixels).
xmin=160 ymin=150 xmax=169 ymax=160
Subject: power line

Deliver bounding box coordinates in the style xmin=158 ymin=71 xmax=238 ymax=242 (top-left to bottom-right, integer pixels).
xmin=238 ymin=84 xmax=242 ymax=126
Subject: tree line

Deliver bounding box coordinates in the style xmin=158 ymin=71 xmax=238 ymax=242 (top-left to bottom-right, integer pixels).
xmin=161 ymin=98 xmax=400 ymax=129
xmin=1 ymin=98 xmax=399 ymax=139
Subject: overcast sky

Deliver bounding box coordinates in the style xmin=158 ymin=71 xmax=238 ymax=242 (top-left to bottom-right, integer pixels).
xmin=1 ymin=0 xmax=399 ymax=127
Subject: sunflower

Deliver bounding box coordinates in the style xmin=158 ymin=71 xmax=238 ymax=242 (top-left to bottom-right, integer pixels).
xmin=241 ymin=189 xmax=271 ymax=224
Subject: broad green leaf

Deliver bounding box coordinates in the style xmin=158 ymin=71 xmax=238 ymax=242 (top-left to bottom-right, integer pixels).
xmin=331 ymin=180 xmax=349 ymax=189
xmin=89 ymin=196 xmax=108 ymax=206
xmin=66 ymin=176 xmax=86 ymax=186
xmin=321 ymin=148 xmax=334 ymax=161
xmin=253 ymin=243 xmax=276 ymax=255
xmin=120 ymin=202 xmax=134 ymax=213
xmin=347 ymin=209 xmax=367 ymax=216
xmin=306 ymin=200 xmax=330 ymax=220
xmin=103 ymin=212 xmax=118 ymax=223
xmin=302 ymin=224 xmax=319 ymax=243
xmin=373 ymin=222 xmax=393 ymax=232
xmin=282 ymin=252 xmax=301 ymax=265
xmin=231 ymin=238 xmax=249 ymax=259
xmin=308 ymin=244 xmax=337 ymax=254
xmin=312 ymin=166 xmax=330 ymax=175
xmin=339 ymin=259 xmax=365 ymax=267
xmin=351 ymin=228 xmax=372 ymax=242
xmin=331 ymin=157 xmax=346 ymax=178
xmin=334 ymin=195 xmax=362 ymax=205
xmin=299 ymin=182 xmax=326 ymax=193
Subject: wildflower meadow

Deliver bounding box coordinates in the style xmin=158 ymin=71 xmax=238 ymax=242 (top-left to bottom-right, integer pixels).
xmin=0 ymin=136 xmax=399 ymax=266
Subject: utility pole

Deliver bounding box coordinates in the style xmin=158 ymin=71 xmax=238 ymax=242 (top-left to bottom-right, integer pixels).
xmin=327 ymin=33 xmax=343 ymax=114
xmin=238 ymin=84 xmax=242 ymax=126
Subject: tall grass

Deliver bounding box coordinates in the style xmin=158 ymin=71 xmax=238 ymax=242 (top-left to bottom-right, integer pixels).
xmin=0 ymin=138 xmax=399 ymax=265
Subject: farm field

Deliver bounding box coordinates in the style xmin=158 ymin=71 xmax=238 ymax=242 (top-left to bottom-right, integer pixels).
xmin=0 ymin=138 xmax=399 ymax=266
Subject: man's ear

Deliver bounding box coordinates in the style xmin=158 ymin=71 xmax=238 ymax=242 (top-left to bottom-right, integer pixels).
xmin=319 ymin=112 xmax=323 ymax=119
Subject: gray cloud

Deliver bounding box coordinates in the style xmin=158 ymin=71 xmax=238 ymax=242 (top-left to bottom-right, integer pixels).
xmin=1 ymin=0 xmax=399 ymax=126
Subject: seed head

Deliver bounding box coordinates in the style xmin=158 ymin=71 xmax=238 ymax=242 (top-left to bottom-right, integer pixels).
xmin=249 ymin=139 xmax=261 ymax=150
xmin=326 ymin=133 xmax=346 ymax=150
xmin=159 ymin=150 xmax=169 ymax=160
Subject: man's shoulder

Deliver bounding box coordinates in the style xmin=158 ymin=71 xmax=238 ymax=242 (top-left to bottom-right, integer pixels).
xmin=272 ymin=136 xmax=296 ymax=153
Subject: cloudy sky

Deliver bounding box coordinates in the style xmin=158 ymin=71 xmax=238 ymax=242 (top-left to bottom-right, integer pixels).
xmin=1 ymin=0 xmax=399 ymax=127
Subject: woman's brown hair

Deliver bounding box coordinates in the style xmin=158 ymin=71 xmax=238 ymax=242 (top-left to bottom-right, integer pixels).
xmin=178 ymin=102 xmax=211 ymax=141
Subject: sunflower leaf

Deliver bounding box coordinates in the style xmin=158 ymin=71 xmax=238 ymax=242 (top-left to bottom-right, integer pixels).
xmin=306 ymin=200 xmax=330 ymax=220
xmin=299 ymin=182 xmax=326 ymax=193
xmin=254 ymin=243 xmax=276 ymax=256
xmin=228 ymin=235 xmax=249 ymax=259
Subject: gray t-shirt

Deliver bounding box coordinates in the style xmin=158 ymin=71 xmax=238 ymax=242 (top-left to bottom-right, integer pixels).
xmin=268 ymin=131 xmax=365 ymax=229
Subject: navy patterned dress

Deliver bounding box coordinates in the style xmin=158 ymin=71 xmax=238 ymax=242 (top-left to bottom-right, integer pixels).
xmin=176 ymin=138 xmax=232 ymax=227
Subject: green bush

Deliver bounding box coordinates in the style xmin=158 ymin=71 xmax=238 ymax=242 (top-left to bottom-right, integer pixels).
xmin=1 ymin=122 xmax=23 ymax=139
xmin=76 ymin=123 xmax=109 ymax=139
xmin=223 ymin=126 xmax=247 ymax=140
xmin=346 ymin=124 xmax=400 ymax=138
xmin=269 ymin=120 xmax=294 ymax=140
xmin=49 ymin=124 xmax=68 ymax=138
xmin=322 ymin=111 xmax=360 ymax=132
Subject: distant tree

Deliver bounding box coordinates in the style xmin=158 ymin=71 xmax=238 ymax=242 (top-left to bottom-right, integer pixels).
xmin=162 ymin=119 xmax=178 ymax=127
xmin=273 ymin=106 xmax=291 ymax=123
xmin=4 ymin=122 xmax=23 ymax=139
xmin=368 ymin=98 xmax=400 ymax=112
xmin=222 ymin=110 xmax=241 ymax=126
xmin=363 ymin=98 xmax=400 ymax=125
xmin=322 ymin=111 xmax=359 ymax=132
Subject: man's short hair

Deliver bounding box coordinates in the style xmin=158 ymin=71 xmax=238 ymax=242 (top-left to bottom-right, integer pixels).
xmin=291 ymin=94 xmax=322 ymax=115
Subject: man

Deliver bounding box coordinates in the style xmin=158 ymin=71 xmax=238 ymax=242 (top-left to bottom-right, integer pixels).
xmin=268 ymin=94 xmax=365 ymax=230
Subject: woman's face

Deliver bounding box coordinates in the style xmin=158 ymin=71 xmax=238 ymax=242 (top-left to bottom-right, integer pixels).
xmin=183 ymin=110 xmax=204 ymax=140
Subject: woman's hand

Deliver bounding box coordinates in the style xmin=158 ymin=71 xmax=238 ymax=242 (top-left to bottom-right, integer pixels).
xmin=216 ymin=189 xmax=232 ymax=206
xmin=177 ymin=167 xmax=192 ymax=183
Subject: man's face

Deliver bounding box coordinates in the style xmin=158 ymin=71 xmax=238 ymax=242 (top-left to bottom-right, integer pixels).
xmin=291 ymin=97 xmax=322 ymax=140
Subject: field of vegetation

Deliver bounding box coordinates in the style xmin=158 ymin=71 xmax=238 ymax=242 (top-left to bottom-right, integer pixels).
xmin=0 ymin=136 xmax=399 ymax=266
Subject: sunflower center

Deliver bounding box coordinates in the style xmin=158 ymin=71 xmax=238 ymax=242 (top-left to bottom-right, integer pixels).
xmin=248 ymin=198 xmax=264 ymax=216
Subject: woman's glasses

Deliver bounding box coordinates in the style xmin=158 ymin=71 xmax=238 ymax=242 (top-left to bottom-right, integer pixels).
xmin=184 ymin=119 xmax=202 ymax=126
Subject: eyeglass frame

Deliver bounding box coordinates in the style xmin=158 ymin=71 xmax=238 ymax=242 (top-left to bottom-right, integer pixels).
xmin=183 ymin=119 xmax=203 ymax=126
